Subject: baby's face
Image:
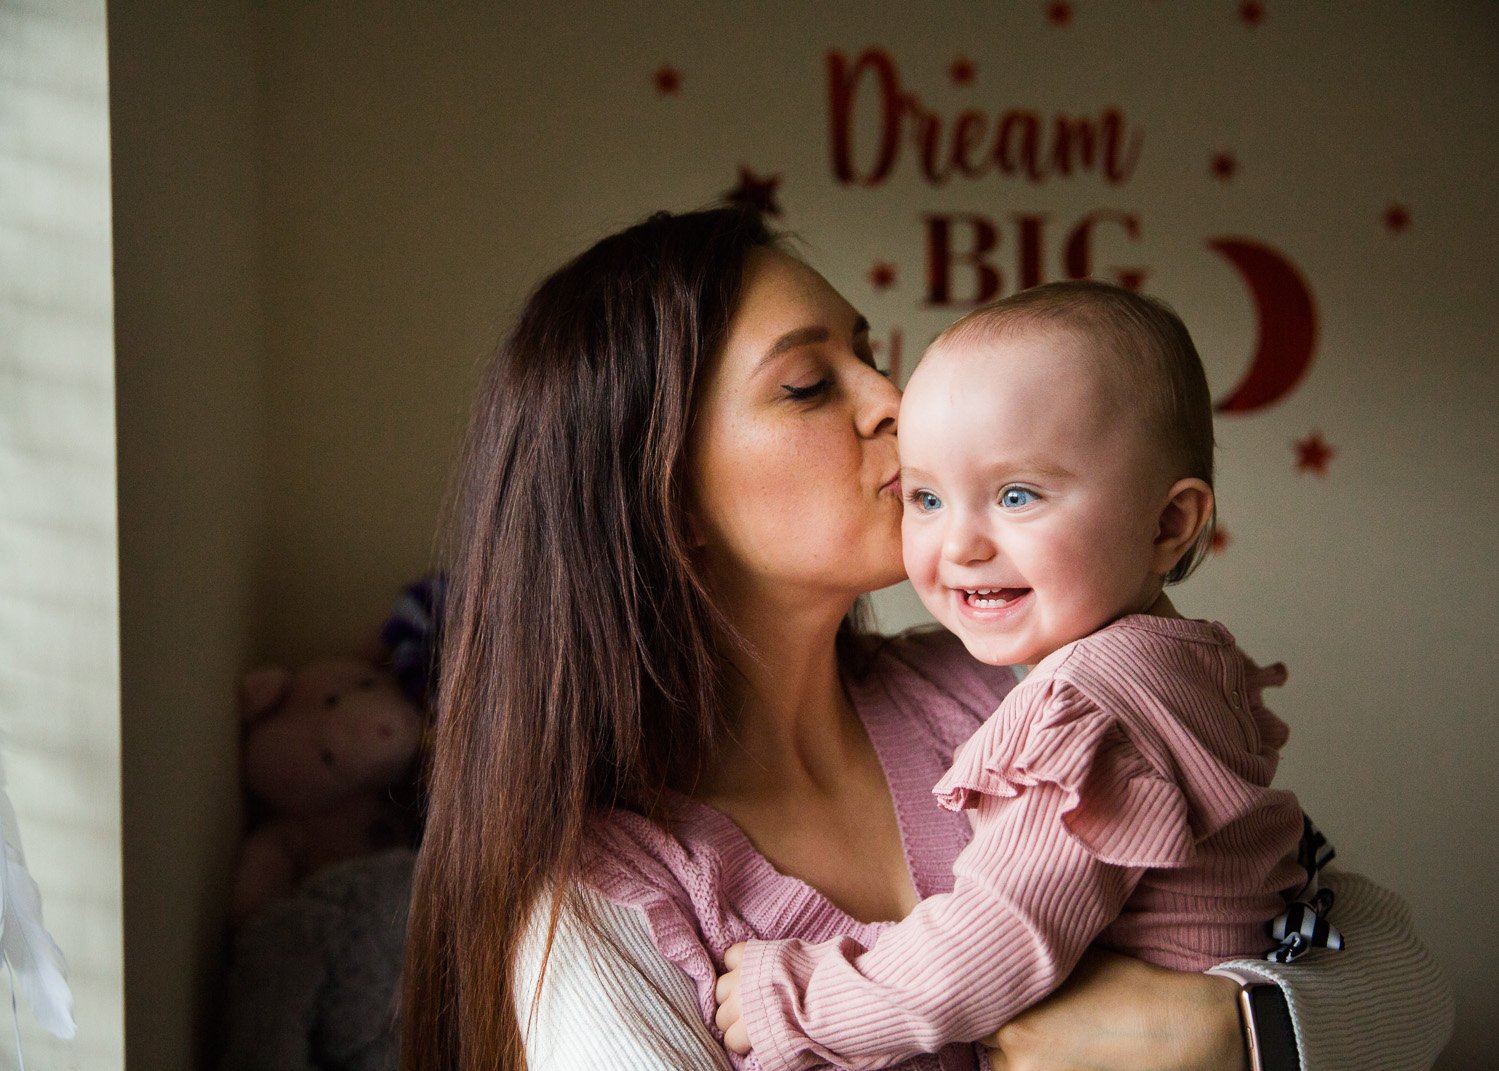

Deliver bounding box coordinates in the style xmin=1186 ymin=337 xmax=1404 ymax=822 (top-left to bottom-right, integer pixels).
xmin=899 ymin=326 xmax=1173 ymax=668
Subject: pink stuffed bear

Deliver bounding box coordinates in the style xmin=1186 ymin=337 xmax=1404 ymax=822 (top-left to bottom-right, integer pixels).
xmin=230 ymin=657 xmax=426 ymax=926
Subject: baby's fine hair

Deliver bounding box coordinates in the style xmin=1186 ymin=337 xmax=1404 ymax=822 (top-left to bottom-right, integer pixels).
xmin=935 ymin=280 xmax=1216 ymax=584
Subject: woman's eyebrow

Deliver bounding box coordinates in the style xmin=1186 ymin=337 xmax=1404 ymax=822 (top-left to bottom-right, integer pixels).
xmin=750 ymin=326 xmax=828 ymax=380
xmin=761 ymin=325 xmax=830 ymax=367
xmin=757 ymin=316 xmax=871 ymax=373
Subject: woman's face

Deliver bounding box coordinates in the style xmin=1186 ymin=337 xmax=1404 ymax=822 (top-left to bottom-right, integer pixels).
xmin=689 ymin=248 xmax=904 ymax=607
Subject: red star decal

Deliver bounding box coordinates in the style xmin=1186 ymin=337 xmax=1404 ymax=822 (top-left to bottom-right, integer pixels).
xmin=1211 ymin=152 xmax=1238 ymax=181
xmin=1210 ymin=526 xmax=1230 ymax=555
xmin=1294 ymin=432 xmax=1334 ymax=475
xmin=725 ymin=168 xmax=782 ymax=217
xmin=1240 ymin=1 xmax=1265 ymax=26
xmin=652 ymin=65 xmax=681 ymax=95
xmin=1384 ymin=203 xmax=1411 ymax=233
xmin=1047 ymin=1 xmax=1073 ymax=25
xmin=870 ymin=261 xmax=897 ymax=290
xmin=949 ymin=57 xmax=976 ymax=85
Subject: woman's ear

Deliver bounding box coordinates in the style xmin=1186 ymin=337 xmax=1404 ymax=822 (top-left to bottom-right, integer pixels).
xmin=1152 ymin=478 xmax=1214 ymax=577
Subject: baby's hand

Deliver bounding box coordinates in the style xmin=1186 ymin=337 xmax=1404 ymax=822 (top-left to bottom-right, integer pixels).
xmin=714 ymin=942 xmax=752 ymax=1055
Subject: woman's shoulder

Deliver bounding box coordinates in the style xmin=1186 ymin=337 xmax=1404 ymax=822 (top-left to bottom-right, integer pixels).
xmin=851 ymin=626 xmax=1017 ymax=745
xmin=569 ymin=807 xmax=732 ymax=1023
xmin=577 ymin=802 xmax=759 ymax=987
xmin=580 ymin=805 xmax=718 ymax=926
xmin=515 ymin=883 xmax=733 ymax=1069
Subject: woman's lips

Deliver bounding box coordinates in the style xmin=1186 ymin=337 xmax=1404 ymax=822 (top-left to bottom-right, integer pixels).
xmin=879 ymin=473 xmax=902 ymax=496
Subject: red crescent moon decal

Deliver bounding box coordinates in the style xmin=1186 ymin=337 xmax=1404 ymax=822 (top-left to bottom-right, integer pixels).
xmin=1208 ymin=238 xmax=1318 ymax=414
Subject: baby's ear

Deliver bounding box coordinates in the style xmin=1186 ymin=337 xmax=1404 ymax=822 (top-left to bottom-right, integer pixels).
xmin=1152 ymin=478 xmax=1214 ymax=576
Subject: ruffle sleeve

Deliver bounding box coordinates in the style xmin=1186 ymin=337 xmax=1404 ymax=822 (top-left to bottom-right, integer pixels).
xmin=932 ymin=679 xmax=1195 ymax=869
xmin=1244 ymin=659 xmax=1291 ymax=753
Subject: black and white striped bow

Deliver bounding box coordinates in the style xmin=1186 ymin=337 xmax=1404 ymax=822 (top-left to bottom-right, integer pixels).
xmin=1266 ymin=815 xmax=1346 ymax=963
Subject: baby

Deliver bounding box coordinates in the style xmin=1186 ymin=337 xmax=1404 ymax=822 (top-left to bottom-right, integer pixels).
xmin=714 ymin=281 xmax=1341 ymax=1070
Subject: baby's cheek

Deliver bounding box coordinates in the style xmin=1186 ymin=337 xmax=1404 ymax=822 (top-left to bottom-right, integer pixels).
xmin=902 ymin=526 xmax=946 ymax=613
xmin=899 ymin=515 xmax=928 ymax=577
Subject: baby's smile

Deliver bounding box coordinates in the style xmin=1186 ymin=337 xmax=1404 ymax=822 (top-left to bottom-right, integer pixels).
xmin=961 ymin=587 xmax=1030 ymax=609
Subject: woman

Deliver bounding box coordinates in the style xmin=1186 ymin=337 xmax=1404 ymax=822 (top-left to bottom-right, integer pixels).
xmin=402 ymin=207 xmax=1451 ymax=1070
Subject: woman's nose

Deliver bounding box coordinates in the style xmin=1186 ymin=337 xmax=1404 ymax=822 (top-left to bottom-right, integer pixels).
xmin=855 ymin=366 xmax=900 ymax=439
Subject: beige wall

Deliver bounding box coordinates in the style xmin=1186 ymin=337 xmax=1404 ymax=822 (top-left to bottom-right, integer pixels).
xmin=110 ymin=2 xmax=264 ymax=1067
xmin=111 ymin=2 xmax=1496 ymax=1065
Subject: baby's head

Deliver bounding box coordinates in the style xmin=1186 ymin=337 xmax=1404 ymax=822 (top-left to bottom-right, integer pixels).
xmin=899 ymin=280 xmax=1216 ymax=668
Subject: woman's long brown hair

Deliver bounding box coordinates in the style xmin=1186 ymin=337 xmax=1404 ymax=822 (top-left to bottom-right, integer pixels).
xmin=401 ymin=207 xmax=775 ymax=1068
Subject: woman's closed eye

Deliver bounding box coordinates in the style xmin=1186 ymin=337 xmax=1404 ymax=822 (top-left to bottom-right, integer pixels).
xmin=781 ymin=378 xmax=833 ymax=401
xmin=999 ymin=486 xmax=1039 ymax=509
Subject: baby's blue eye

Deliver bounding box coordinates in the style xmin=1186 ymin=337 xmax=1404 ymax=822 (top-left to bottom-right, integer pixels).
xmin=909 ymin=490 xmax=942 ymax=512
xmin=999 ymin=487 xmax=1037 ymax=509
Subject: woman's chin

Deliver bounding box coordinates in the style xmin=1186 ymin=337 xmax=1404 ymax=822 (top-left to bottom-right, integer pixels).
xmin=859 ymin=558 xmax=910 ymax=596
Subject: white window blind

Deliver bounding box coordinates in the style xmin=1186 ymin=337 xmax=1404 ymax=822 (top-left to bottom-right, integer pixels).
xmin=0 ymin=1 xmax=125 ymax=1067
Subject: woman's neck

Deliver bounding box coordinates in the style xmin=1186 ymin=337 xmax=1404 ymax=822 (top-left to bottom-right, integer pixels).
xmin=689 ymin=585 xmax=921 ymax=925
xmin=697 ymin=586 xmax=862 ymax=801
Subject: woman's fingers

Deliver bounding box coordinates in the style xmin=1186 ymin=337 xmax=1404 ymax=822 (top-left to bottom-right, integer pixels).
xmin=724 ymin=941 xmax=746 ymax=968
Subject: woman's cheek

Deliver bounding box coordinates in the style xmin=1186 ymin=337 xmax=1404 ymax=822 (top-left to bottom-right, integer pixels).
xmin=865 ymin=499 xmax=908 ymax=586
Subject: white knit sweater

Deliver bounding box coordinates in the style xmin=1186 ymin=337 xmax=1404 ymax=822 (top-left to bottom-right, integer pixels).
xmin=515 ymin=869 xmax=1452 ymax=1070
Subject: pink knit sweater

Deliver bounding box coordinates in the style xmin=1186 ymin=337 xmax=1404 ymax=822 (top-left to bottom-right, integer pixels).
xmin=581 ymin=629 xmax=1016 ymax=1071
xmin=738 ymin=615 xmax=1307 ymax=1071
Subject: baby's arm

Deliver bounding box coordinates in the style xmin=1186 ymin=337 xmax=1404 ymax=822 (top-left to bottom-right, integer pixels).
xmin=718 ymin=784 xmax=1141 ymax=1071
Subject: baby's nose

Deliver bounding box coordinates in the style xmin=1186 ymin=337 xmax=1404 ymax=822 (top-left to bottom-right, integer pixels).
xmin=942 ymin=518 xmax=996 ymax=564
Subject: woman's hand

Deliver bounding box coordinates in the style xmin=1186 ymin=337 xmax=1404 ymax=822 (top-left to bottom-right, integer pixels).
xmin=984 ymin=949 xmax=1247 ymax=1071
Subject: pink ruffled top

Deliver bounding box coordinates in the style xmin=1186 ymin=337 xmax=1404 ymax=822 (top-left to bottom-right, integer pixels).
xmin=580 ymin=630 xmax=1017 ymax=1071
xmin=736 ymin=615 xmax=1310 ymax=1071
